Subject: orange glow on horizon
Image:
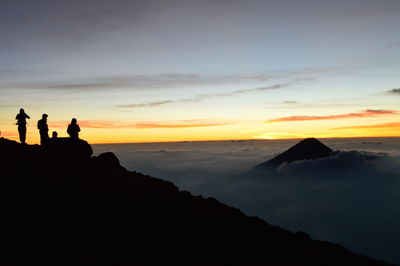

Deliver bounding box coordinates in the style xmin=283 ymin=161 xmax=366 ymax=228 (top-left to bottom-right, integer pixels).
xmin=5 ymin=127 xmax=400 ymax=144
xmin=4 ymin=131 xmax=400 ymax=145
xmin=3 ymin=115 xmax=400 ymax=144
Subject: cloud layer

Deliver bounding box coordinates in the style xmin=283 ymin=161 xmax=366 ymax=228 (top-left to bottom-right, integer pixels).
xmin=0 ymin=73 xmax=271 ymax=91
xmin=266 ymin=109 xmax=397 ymax=123
xmin=118 ymin=81 xmax=298 ymax=108
xmin=92 ymin=139 xmax=400 ymax=264
xmin=335 ymin=122 xmax=400 ymax=130
xmin=388 ymin=88 xmax=400 ymax=94
xmin=49 ymin=119 xmax=229 ymax=129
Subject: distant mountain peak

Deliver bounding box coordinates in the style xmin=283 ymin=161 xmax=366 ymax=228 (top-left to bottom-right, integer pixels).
xmin=255 ymin=138 xmax=333 ymax=170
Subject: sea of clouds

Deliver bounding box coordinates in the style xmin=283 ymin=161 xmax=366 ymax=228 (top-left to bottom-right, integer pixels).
xmin=93 ymin=138 xmax=400 ymax=264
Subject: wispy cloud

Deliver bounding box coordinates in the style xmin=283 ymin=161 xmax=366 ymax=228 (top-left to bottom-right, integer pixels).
xmin=121 ymin=100 xmax=177 ymax=108
xmin=388 ymin=88 xmax=400 ymax=94
xmin=49 ymin=119 xmax=230 ymax=129
xmin=133 ymin=121 xmax=229 ymax=129
xmin=50 ymin=120 xmax=132 ymax=129
xmin=0 ymin=65 xmax=360 ymax=93
xmin=266 ymin=109 xmax=397 ymax=123
xmin=0 ymin=73 xmax=271 ymax=91
xmin=334 ymin=122 xmax=400 ymax=130
xmin=282 ymin=100 xmax=298 ymax=104
xmin=118 ymin=80 xmax=302 ymax=108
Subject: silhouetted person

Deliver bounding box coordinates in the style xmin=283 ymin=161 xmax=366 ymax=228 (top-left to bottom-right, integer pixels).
xmin=37 ymin=114 xmax=49 ymax=145
xmin=67 ymin=118 xmax=80 ymax=140
xmin=52 ymin=131 xmax=58 ymax=139
xmin=15 ymin=108 xmax=30 ymax=144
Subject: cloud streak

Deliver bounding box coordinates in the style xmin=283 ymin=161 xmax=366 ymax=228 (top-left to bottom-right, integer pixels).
xmin=334 ymin=122 xmax=400 ymax=130
xmin=0 ymin=73 xmax=271 ymax=91
xmin=133 ymin=122 xmax=229 ymax=129
xmin=50 ymin=120 xmax=131 ymax=129
xmin=282 ymin=100 xmax=298 ymax=104
xmin=388 ymin=88 xmax=400 ymax=94
xmin=49 ymin=119 xmax=230 ymax=129
xmin=118 ymin=81 xmax=299 ymax=108
xmin=266 ymin=110 xmax=397 ymax=123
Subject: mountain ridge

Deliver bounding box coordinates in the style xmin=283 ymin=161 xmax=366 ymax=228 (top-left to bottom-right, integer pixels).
xmin=0 ymin=137 xmax=389 ymax=265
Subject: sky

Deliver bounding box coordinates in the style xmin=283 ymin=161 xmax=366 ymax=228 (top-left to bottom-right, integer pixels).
xmin=0 ymin=0 xmax=400 ymax=143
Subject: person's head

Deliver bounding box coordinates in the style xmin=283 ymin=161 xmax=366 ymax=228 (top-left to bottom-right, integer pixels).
xmin=20 ymin=108 xmax=24 ymax=114
xmin=71 ymin=118 xmax=77 ymax=124
xmin=42 ymin=114 xmax=48 ymax=119
xmin=52 ymin=131 xmax=58 ymax=138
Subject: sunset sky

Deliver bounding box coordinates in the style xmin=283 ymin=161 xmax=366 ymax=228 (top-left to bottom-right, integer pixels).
xmin=1 ymin=0 xmax=400 ymax=143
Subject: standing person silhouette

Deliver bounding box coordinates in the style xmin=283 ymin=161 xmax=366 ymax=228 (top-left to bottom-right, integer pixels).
xmin=37 ymin=114 xmax=49 ymax=145
xmin=15 ymin=108 xmax=30 ymax=144
xmin=67 ymin=118 xmax=80 ymax=140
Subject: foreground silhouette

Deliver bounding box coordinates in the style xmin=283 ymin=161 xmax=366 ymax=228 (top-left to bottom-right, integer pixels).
xmin=0 ymin=137 xmax=390 ymax=265
xmin=37 ymin=114 xmax=49 ymax=145
xmin=67 ymin=118 xmax=80 ymax=139
xmin=15 ymin=108 xmax=30 ymax=144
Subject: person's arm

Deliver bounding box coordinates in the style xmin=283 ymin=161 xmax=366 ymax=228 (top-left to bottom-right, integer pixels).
xmin=26 ymin=114 xmax=30 ymax=119
xmin=77 ymin=125 xmax=81 ymax=132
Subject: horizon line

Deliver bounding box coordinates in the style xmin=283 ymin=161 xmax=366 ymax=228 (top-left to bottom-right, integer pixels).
xmin=91 ymin=135 xmax=400 ymax=145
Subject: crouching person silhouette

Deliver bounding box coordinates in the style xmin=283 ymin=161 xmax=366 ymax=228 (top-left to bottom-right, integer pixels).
xmin=37 ymin=114 xmax=49 ymax=145
xmin=67 ymin=118 xmax=81 ymax=140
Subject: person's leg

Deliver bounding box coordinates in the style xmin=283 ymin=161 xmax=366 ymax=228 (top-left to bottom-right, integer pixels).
xmin=42 ymin=132 xmax=49 ymax=145
xmin=18 ymin=127 xmax=22 ymax=143
xmin=40 ymin=132 xmax=47 ymax=145
xmin=19 ymin=126 xmax=26 ymax=144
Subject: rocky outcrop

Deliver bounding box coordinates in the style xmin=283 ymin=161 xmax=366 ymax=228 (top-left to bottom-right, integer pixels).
xmin=44 ymin=137 xmax=93 ymax=161
xmin=0 ymin=138 xmax=389 ymax=265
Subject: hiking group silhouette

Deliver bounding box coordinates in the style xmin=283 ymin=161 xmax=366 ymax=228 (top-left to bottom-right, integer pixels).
xmin=15 ymin=108 xmax=81 ymax=145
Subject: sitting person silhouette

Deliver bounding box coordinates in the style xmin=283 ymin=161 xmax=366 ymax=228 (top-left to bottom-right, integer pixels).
xmin=67 ymin=118 xmax=81 ymax=139
xmin=51 ymin=131 xmax=58 ymax=139
xmin=37 ymin=114 xmax=49 ymax=145
xmin=15 ymin=108 xmax=30 ymax=144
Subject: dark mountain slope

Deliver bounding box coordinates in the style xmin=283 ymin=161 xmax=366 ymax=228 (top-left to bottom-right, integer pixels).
xmin=0 ymin=137 xmax=389 ymax=265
